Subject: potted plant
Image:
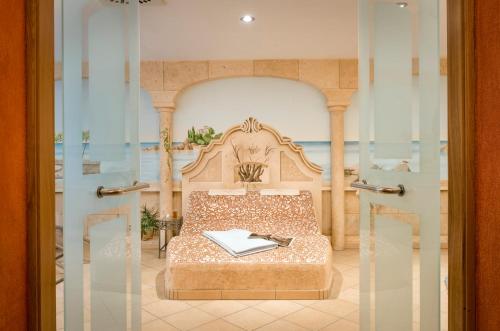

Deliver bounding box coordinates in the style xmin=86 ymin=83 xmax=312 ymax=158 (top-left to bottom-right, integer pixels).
xmin=141 ymin=205 xmax=159 ymax=240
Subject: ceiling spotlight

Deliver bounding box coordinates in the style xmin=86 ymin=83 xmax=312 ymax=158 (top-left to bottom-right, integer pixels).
xmin=396 ymin=2 xmax=408 ymax=8
xmin=240 ymin=15 xmax=256 ymax=24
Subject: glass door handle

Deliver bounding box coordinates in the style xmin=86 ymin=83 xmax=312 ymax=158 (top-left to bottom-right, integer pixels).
xmin=96 ymin=181 xmax=150 ymax=198
xmin=351 ymin=179 xmax=405 ymax=196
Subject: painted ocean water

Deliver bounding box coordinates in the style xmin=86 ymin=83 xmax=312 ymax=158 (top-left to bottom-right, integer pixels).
xmin=55 ymin=141 xmax=448 ymax=183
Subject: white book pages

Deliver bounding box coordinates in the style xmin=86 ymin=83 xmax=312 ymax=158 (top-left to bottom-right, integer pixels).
xmin=203 ymin=229 xmax=277 ymax=257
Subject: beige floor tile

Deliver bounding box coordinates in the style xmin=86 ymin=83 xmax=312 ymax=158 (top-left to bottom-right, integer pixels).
xmin=321 ymin=319 xmax=359 ymax=331
xmin=310 ymin=299 xmax=357 ymax=317
xmin=256 ymin=319 xmax=308 ymax=331
xmin=143 ymin=300 xmax=191 ymax=318
xmin=185 ymin=300 xmax=210 ymax=307
xmin=235 ymin=300 xmax=264 ymax=307
xmin=142 ymin=287 xmax=162 ymax=305
xmin=342 ymin=268 xmax=360 ymax=279
xmin=292 ymin=300 xmax=320 ymax=307
xmin=338 ymin=288 xmax=359 ymax=304
xmin=163 ymin=308 xmax=217 ymax=330
xmin=343 ymin=310 xmax=359 ymax=324
xmin=142 ymin=310 xmax=158 ymax=324
xmin=142 ymin=267 xmax=161 ymax=287
xmin=254 ymin=300 xmax=303 ymax=318
xmin=197 ymin=300 xmax=248 ymax=317
xmin=56 ymin=311 xmax=64 ymax=330
xmin=284 ymin=307 xmax=339 ymax=330
xmin=191 ymin=319 xmax=244 ymax=331
xmin=339 ymin=276 xmax=359 ymax=291
xmin=142 ymin=319 xmax=178 ymax=331
xmin=332 ymin=263 xmax=355 ymax=272
xmin=56 ymin=245 xmax=448 ymax=330
xmin=142 ymin=257 xmax=167 ymax=271
xmin=223 ymin=308 xmax=276 ymax=330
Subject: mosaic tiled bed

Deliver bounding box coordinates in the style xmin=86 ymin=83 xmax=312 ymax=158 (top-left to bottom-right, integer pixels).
xmin=165 ymin=191 xmax=333 ymax=300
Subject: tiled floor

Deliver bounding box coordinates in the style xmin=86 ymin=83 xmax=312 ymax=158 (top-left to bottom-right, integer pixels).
xmin=57 ymin=240 xmax=448 ymax=331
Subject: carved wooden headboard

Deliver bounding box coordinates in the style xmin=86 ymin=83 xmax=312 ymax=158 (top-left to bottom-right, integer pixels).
xmin=181 ymin=118 xmax=323 ymax=226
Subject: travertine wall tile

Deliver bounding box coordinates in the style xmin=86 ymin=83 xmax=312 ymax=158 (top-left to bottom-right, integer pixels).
xmin=55 ymin=63 xmax=62 ymax=81
xmin=410 ymin=58 xmax=448 ymax=76
xmin=440 ymin=214 xmax=448 ymax=235
xmin=441 ymin=190 xmax=448 ymax=214
xmin=345 ymin=213 xmax=360 ymax=235
xmin=440 ymin=58 xmax=447 ymax=75
xmin=412 ymin=58 xmax=420 ymax=75
xmin=164 ymin=61 xmax=209 ymax=91
xmin=82 ymin=62 xmax=89 ymax=79
xmin=141 ymin=61 xmax=164 ymax=91
xmin=209 ymin=60 xmax=254 ymax=79
xmin=254 ymin=60 xmax=299 ymax=80
xmin=150 ymin=90 xmax=177 ymax=108
xmin=339 ymin=59 xmax=358 ymax=89
xmin=344 ymin=192 xmax=359 ymax=213
xmin=322 ymin=89 xmax=356 ymax=107
xmin=299 ymin=60 xmax=340 ymax=89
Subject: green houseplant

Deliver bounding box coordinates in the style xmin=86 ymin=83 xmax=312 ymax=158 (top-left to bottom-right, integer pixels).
xmin=187 ymin=126 xmax=223 ymax=146
xmin=141 ymin=205 xmax=159 ymax=240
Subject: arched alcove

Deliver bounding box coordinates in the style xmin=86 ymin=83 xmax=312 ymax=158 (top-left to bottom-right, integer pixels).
xmin=173 ymin=77 xmax=330 ymax=143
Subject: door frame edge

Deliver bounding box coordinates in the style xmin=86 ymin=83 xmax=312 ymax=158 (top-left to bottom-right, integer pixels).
xmin=26 ymin=0 xmax=56 ymax=330
xmin=447 ymin=0 xmax=476 ymax=330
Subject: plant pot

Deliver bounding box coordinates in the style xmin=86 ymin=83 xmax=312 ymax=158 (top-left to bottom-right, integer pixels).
xmin=141 ymin=229 xmax=154 ymax=241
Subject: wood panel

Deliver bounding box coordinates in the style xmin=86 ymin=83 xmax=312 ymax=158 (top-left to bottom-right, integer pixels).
xmin=26 ymin=0 xmax=56 ymax=329
xmin=474 ymin=0 xmax=500 ymax=329
xmin=0 ymin=1 xmax=27 ymax=329
xmin=447 ymin=0 xmax=476 ymax=330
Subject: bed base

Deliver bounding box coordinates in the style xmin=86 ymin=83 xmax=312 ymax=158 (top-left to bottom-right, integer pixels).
xmin=166 ymin=288 xmax=331 ymax=300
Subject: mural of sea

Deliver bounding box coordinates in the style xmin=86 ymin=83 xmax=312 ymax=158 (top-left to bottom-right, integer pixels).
xmin=55 ymin=141 xmax=448 ymax=183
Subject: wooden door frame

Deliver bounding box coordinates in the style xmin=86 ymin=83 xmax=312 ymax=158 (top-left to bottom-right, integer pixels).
xmin=26 ymin=0 xmax=476 ymax=330
xmin=447 ymin=0 xmax=476 ymax=330
xmin=26 ymin=0 xmax=55 ymax=330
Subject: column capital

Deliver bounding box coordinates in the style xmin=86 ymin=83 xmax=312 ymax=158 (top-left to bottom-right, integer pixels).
xmin=328 ymin=105 xmax=348 ymax=113
xmin=322 ymin=89 xmax=356 ymax=110
xmin=157 ymin=106 xmax=175 ymax=113
xmin=150 ymin=90 xmax=178 ymax=109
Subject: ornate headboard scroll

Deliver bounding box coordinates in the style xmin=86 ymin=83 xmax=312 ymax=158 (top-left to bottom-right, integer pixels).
xmin=181 ymin=118 xmax=323 ymax=226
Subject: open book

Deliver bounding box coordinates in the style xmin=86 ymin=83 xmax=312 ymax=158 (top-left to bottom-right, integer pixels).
xmin=203 ymin=229 xmax=278 ymax=257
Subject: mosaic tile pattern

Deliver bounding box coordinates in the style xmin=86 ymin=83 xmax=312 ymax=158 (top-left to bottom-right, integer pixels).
xmin=167 ymin=190 xmax=332 ymax=292
xmin=181 ymin=191 xmax=319 ymax=236
xmin=167 ymin=235 xmax=331 ymax=265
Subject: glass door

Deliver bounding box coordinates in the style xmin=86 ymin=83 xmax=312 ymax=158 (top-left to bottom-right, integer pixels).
xmin=356 ymin=0 xmax=442 ymax=330
xmin=62 ymin=0 xmax=143 ymax=330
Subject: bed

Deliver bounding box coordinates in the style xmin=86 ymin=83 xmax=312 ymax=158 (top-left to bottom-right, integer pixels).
xmin=165 ymin=118 xmax=333 ymax=299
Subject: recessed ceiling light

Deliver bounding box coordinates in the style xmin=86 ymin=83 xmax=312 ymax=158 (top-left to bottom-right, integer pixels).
xmin=240 ymin=15 xmax=255 ymax=24
xmin=396 ymin=2 xmax=408 ymax=8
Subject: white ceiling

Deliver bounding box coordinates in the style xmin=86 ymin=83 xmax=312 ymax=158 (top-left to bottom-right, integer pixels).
xmin=55 ymin=0 xmax=447 ymax=61
xmin=139 ymin=0 xmax=358 ymax=60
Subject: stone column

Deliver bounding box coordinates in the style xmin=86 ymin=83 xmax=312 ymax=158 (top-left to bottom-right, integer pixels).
xmin=329 ymin=105 xmax=347 ymax=250
xmin=324 ymin=89 xmax=355 ymax=251
xmin=158 ymin=107 xmax=174 ymax=219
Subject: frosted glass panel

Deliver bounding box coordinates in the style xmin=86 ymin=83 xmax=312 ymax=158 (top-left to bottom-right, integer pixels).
xmin=358 ymin=0 xmax=441 ymax=330
xmin=373 ymin=3 xmax=412 ymax=159
xmin=62 ymin=0 xmax=141 ymax=330
xmin=375 ymin=216 xmax=413 ymax=331
xmin=90 ymin=217 xmax=127 ymax=331
xmin=88 ymin=7 xmax=126 ymax=161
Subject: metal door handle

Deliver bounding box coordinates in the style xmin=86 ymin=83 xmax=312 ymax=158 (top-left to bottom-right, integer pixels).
xmin=96 ymin=181 xmax=150 ymax=198
xmin=351 ymin=180 xmax=405 ymax=196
